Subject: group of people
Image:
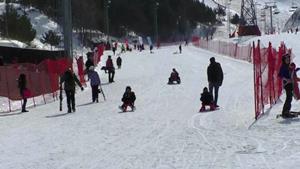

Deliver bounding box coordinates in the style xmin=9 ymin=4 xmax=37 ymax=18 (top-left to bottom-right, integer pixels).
xmin=200 ymin=57 xmax=223 ymax=111
xmin=167 ymin=57 xmax=223 ymax=112
xmin=17 ymin=45 xmax=223 ymax=114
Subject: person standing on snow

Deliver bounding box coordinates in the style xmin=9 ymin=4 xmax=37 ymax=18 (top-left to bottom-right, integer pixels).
xmin=60 ymin=69 xmax=84 ymax=113
xmin=179 ymin=44 xmax=182 ymax=54
xmin=116 ymin=55 xmax=122 ymax=69
xmin=18 ymin=73 xmax=29 ymax=112
xmin=279 ymin=54 xmax=296 ymax=118
xmin=87 ymin=66 xmax=101 ymax=103
xmin=85 ymin=52 xmax=94 ymax=74
xmin=207 ymin=57 xmax=223 ymax=107
xmin=106 ymin=55 xmax=115 ymax=83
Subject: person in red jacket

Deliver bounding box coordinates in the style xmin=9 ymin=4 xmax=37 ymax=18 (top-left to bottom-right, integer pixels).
xmin=106 ymin=55 xmax=115 ymax=83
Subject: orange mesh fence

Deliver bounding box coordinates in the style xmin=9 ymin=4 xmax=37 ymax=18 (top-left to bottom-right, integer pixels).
xmin=0 ymin=58 xmax=73 ymax=111
xmin=191 ymin=37 xmax=292 ymax=120
xmin=191 ymin=36 xmax=252 ymax=62
xmin=253 ymin=40 xmax=292 ymax=119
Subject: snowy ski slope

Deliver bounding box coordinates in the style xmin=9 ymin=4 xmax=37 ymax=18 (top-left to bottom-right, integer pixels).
xmin=1 ymin=43 xmax=300 ymax=169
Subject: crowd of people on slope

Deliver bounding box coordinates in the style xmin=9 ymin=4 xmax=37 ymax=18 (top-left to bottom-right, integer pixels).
xmin=17 ymin=41 xmax=225 ymax=114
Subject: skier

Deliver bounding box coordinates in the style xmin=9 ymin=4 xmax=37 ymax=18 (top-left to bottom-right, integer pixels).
xmin=279 ymin=54 xmax=297 ymax=118
xmin=120 ymin=86 xmax=136 ymax=112
xmin=60 ymin=69 xmax=84 ymax=113
xmin=290 ymin=62 xmax=300 ymax=100
xmin=116 ymin=55 xmax=122 ymax=69
xmin=199 ymin=87 xmax=215 ymax=112
xmin=121 ymin=44 xmax=126 ymax=53
xmin=18 ymin=73 xmax=30 ymax=112
xmin=168 ymin=68 xmax=181 ymax=84
xmin=106 ymin=55 xmax=115 ymax=83
xmin=85 ymin=52 xmax=94 ymax=74
xmin=87 ymin=66 xmax=101 ymax=103
xmin=207 ymin=57 xmax=223 ymax=107
xmin=179 ymin=44 xmax=182 ymax=54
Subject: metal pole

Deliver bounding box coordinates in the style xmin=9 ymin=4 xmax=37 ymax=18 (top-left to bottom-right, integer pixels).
xmin=154 ymin=2 xmax=158 ymax=46
xmin=226 ymin=0 xmax=231 ymax=38
xmin=270 ymin=6 xmax=273 ymax=34
xmin=63 ymin=0 xmax=73 ymax=58
xmin=105 ymin=0 xmax=111 ymax=42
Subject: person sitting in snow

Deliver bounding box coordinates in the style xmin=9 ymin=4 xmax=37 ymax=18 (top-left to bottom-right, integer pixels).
xmin=120 ymin=86 xmax=136 ymax=112
xmin=168 ymin=68 xmax=181 ymax=84
xmin=199 ymin=87 xmax=215 ymax=112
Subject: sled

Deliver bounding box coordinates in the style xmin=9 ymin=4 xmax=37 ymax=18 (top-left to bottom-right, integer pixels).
xmin=276 ymin=111 xmax=300 ymax=119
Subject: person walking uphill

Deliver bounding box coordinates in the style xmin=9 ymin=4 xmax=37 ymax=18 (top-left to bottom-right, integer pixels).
xmin=60 ymin=69 xmax=84 ymax=113
xmin=278 ymin=54 xmax=297 ymax=118
xmin=87 ymin=66 xmax=101 ymax=103
xmin=18 ymin=73 xmax=30 ymax=112
xmin=106 ymin=55 xmax=115 ymax=83
xmin=207 ymin=57 xmax=223 ymax=107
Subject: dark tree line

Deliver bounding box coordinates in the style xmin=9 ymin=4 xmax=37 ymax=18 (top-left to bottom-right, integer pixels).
xmin=16 ymin=0 xmax=217 ymax=41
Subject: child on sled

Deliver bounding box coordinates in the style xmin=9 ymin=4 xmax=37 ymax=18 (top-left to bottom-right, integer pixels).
xmin=120 ymin=86 xmax=136 ymax=112
xmin=199 ymin=87 xmax=216 ymax=112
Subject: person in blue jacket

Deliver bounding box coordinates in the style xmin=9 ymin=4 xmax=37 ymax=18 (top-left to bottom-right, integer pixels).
xmin=278 ymin=54 xmax=296 ymax=118
xmin=88 ymin=66 xmax=101 ymax=103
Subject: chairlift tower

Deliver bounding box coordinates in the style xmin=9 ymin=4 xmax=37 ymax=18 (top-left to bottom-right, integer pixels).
xmin=239 ymin=0 xmax=261 ymax=36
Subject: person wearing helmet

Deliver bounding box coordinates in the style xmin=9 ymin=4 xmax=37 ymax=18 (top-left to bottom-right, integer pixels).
xmin=279 ymin=54 xmax=296 ymax=118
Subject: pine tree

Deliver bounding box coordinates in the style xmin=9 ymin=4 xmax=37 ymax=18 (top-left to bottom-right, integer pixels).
xmin=230 ymin=14 xmax=240 ymax=25
xmin=41 ymin=30 xmax=61 ymax=50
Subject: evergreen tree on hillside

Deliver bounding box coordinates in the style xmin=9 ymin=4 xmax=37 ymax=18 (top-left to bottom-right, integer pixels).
xmin=0 ymin=5 xmax=36 ymax=43
xmin=230 ymin=14 xmax=240 ymax=25
xmin=41 ymin=30 xmax=61 ymax=50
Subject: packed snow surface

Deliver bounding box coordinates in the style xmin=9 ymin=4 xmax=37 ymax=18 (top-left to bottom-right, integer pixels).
xmin=1 ymin=44 xmax=300 ymax=169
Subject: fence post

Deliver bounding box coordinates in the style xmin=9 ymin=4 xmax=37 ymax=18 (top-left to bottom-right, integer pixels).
xmin=258 ymin=40 xmax=264 ymax=115
xmin=253 ymin=41 xmax=257 ymax=119
xmin=5 ymin=66 xmax=11 ymax=112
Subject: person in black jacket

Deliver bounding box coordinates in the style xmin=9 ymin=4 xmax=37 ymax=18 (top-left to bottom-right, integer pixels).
xmin=106 ymin=55 xmax=115 ymax=83
xmin=120 ymin=86 xmax=136 ymax=112
xmin=168 ymin=68 xmax=181 ymax=84
xmin=207 ymin=57 xmax=223 ymax=107
xmin=278 ymin=54 xmax=296 ymax=118
xmin=60 ymin=69 xmax=84 ymax=113
xmin=116 ymin=56 xmax=122 ymax=69
xmin=199 ymin=87 xmax=215 ymax=112
xmin=18 ymin=73 xmax=28 ymax=112
xmin=85 ymin=52 xmax=94 ymax=74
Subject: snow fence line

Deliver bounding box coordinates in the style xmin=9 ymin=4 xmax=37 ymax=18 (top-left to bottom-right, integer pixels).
xmin=192 ymin=37 xmax=294 ymax=120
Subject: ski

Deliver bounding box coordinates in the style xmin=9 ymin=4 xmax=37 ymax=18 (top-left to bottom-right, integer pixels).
xmin=99 ymin=86 xmax=106 ymax=101
xmin=276 ymin=112 xmax=300 ymax=119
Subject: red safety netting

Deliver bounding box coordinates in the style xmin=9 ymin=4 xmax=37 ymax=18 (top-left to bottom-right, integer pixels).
xmin=191 ymin=36 xmax=293 ymax=120
xmin=0 ymin=58 xmax=73 ymax=111
xmin=253 ymin=40 xmax=292 ymax=119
